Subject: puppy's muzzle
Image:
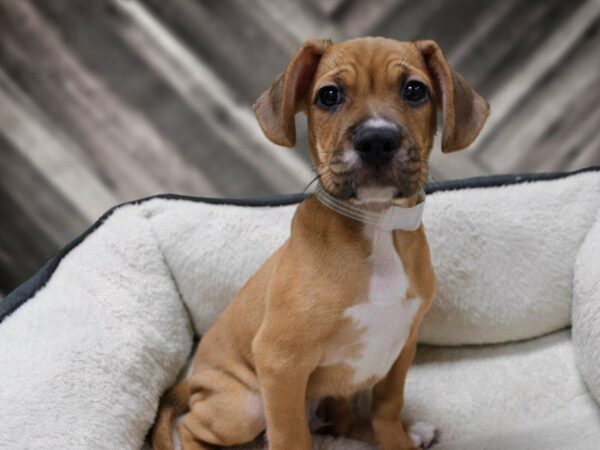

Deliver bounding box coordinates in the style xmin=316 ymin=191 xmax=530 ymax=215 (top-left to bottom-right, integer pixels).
xmin=352 ymin=124 xmax=402 ymax=168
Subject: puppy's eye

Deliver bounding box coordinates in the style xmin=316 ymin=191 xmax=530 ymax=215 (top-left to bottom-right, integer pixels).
xmin=403 ymin=80 xmax=428 ymax=104
xmin=317 ymin=85 xmax=343 ymax=109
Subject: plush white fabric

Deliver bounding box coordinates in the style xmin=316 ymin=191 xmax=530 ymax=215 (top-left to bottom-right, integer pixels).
xmin=140 ymin=199 xmax=293 ymax=335
xmin=1 ymin=170 xmax=600 ymax=450
xmin=0 ymin=206 xmax=194 ymax=450
xmin=573 ymin=205 xmax=600 ymax=404
xmin=405 ymin=330 xmax=600 ymax=449
xmin=422 ymin=172 xmax=600 ymax=344
xmin=143 ymin=171 xmax=600 ymax=344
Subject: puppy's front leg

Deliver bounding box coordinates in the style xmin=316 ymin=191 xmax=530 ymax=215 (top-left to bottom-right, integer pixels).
xmin=253 ymin=331 xmax=319 ymax=450
xmin=371 ymin=332 xmax=419 ymax=450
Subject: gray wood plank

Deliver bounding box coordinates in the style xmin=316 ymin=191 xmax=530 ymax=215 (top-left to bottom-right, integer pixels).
xmin=474 ymin=3 xmax=600 ymax=172
xmin=141 ymin=0 xmax=318 ymax=169
xmin=1 ymin=0 xmax=600 ymax=294
xmin=254 ymin=0 xmax=344 ymax=43
xmin=0 ymin=68 xmax=118 ymax=221
xmin=35 ymin=0 xmax=310 ymax=194
xmin=0 ymin=133 xmax=88 ymax=293
xmin=370 ymin=0 xmax=587 ymax=96
xmin=522 ymin=77 xmax=600 ymax=172
xmin=568 ymin=132 xmax=600 ymax=170
xmin=0 ymin=0 xmax=223 ymax=199
xmin=369 ymin=0 xmax=450 ymax=43
xmin=141 ymin=0 xmax=294 ymax=105
xmin=334 ymin=0 xmax=402 ymax=36
xmin=112 ymin=0 xmax=311 ymax=193
xmin=310 ymin=0 xmax=348 ymax=17
xmin=455 ymin=0 xmax=588 ymax=96
xmin=0 ymin=189 xmax=57 ymax=293
xmin=0 ymin=133 xmax=88 ymax=247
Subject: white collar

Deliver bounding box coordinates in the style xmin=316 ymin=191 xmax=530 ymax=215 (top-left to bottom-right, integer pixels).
xmin=311 ymin=183 xmax=426 ymax=231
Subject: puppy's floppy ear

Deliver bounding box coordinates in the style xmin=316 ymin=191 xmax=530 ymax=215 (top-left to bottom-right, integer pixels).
xmin=416 ymin=40 xmax=490 ymax=153
xmin=253 ymin=39 xmax=331 ymax=147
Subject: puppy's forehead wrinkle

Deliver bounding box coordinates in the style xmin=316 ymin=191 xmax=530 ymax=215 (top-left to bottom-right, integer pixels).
xmin=319 ymin=49 xmax=430 ymax=94
xmin=386 ymin=57 xmax=414 ymax=77
xmin=317 ymin=64 xmax=355 ymax=85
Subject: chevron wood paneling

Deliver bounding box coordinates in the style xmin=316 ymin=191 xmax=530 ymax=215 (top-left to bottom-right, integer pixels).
xmin=0 ymin=0 xmax=598 ymax=293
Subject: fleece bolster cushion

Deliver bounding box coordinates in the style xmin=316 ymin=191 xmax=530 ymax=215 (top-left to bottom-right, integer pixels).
xmin=0 ymin=206 xmax=193 ymax=449
xmin=1 ymin=168 xmax=599 ymax=450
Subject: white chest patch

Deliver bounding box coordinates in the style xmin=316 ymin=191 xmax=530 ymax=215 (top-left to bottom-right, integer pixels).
xmin=324 ymin=227 xmax=421 ymax=385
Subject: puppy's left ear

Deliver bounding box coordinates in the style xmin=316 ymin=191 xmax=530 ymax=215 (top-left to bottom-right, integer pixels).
xmin=416 ymin=40 xmax=490 ymax=153
xmin=253 ymin=39 xmax=331 ymax=147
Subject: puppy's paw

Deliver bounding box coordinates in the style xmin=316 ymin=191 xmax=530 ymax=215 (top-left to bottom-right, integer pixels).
xmin=408 ymin=421 xmax=437 ymax=449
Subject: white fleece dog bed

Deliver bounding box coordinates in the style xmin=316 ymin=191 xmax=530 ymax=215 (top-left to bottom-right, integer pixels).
xmin=1 ymin=167 xmax=600 ymax=450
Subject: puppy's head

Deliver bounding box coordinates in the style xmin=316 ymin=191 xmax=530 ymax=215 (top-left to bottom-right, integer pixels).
xmin=254 ymin=37 xmax=489 ymax=205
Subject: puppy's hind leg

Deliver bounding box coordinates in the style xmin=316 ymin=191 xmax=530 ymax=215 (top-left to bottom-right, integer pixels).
xmin=153 ymin=380 xmax=192 ymax=450
xmin=178 ymin=421 xmax=212 ymax=450
xmin=181 ymin=373 xmax=266 ymax=449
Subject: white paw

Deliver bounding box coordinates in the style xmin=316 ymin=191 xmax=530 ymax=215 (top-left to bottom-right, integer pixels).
xmin=408 ymin=421 xmax=437 ymax=448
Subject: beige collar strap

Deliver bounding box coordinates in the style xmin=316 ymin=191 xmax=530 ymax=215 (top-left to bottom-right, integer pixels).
xmin=311 ymin=182 xmax=426 ymax=231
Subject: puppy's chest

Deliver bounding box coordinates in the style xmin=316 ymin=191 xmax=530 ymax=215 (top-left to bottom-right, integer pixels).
xmin=321 ymin=228 xmax=421 ymax=386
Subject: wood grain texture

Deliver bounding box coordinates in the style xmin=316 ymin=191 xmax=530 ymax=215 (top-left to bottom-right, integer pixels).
xmin=0 ymin=133 xmax=88 ymax=293
xmin=0 ymin=0 xmax=598 ymax=293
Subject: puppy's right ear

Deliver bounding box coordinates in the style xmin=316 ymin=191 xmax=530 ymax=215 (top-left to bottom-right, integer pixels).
xmin=253 ymin=39 xmax=331 ymax=147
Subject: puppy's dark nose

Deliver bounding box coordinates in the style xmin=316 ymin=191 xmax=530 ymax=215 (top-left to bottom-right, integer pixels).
xmin=353 ymin=125 xmax=402 ymax=167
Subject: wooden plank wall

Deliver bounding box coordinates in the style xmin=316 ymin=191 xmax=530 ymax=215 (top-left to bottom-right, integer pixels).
xmin=0 ymin=0 xmax=599 ymax=294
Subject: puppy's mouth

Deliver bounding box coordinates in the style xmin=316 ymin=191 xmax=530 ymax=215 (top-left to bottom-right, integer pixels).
xmin=317 ymin=162 xmax=425 ymax=207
